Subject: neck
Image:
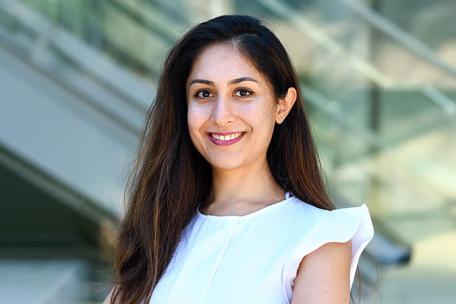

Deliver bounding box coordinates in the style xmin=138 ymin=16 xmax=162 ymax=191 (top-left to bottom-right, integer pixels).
xmin=208 ymin=157 xmax=285 ymax=209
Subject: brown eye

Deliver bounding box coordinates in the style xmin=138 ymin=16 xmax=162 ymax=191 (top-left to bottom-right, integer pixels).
xmin=235 ymin=88 xmax=253 ymax=97
xmin=194 ymin=89 xmax=213 ymax=99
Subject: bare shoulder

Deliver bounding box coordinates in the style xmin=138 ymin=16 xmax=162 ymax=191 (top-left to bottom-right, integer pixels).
xmin=291 ymin=240 xmax=352 ymax=304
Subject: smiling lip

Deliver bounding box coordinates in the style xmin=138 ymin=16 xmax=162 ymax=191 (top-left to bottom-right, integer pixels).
xmin=208 ymin=131 xmax=246 ymax=146
xmin=209 ymin=131 xmax=243 ymax=135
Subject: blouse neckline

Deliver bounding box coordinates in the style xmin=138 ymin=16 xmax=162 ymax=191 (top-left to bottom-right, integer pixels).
xmin=196 ymin=191 xmax=294 ymax=221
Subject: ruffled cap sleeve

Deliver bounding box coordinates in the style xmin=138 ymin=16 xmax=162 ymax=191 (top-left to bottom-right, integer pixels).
xmin=282 ymin=203 xmax=374 ymax=302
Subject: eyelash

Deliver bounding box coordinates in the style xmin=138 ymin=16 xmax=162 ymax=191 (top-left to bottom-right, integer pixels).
xmin=193 ymin=88 xmax=253 ymax=99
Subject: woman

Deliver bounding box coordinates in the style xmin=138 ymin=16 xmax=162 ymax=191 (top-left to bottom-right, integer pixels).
xmin=105 ymin=14 xmax=374 ymax=304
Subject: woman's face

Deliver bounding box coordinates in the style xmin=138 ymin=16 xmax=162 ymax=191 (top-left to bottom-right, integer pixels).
xmin=186 ymin=43 xmax=285 ymax=172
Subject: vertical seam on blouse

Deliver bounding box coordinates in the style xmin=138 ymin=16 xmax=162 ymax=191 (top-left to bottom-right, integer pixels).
xmin=200 ymin=220 xmax=240 ymax=303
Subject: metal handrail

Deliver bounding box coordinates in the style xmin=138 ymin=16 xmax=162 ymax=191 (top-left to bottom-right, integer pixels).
xmin=0 ymin=0 xmax=155 ymax=138
xmin=256 ymin=0 xmax=456 ymax=115
xmin=0 ymin=0 xmax=152 ymax=111
xmin=339 ymin=0 xmax=456 ymax=79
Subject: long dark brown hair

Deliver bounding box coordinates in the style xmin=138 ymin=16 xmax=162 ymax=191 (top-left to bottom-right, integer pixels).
xmin=110 ymin=14 xmax=345 ymax=304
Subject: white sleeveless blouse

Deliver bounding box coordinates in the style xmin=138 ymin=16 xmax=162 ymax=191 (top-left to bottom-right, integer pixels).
xmin=149 ymin=192 xmax=374 ymax=303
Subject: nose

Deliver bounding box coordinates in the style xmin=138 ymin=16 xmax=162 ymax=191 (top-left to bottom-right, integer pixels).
xmin=211 ymin=95 xmax=235 ymax=126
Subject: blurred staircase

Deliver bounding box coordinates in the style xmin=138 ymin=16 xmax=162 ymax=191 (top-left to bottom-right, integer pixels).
xmin=1 ymin=0 xmax=455 ymax=303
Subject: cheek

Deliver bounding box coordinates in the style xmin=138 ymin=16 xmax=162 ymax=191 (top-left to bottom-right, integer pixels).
xmin=242 ymin=101 xmax=276 ymax=128
xmin=246 ymin=103 xmax=277 ymax=148
xmin=187 ymin=105 xmax=207 ymax=138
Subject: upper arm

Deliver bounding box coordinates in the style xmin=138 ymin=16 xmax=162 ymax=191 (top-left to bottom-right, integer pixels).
xmin=290 ymin=240 xmax=352 ymax=304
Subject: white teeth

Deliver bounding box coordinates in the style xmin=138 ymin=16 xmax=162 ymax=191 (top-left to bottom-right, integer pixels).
xmin=211 ymin=132 xmax=243 ymax=141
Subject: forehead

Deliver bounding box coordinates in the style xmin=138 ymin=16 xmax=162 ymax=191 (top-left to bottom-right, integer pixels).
xmin=187 ymin=43 xmax=264 ymax=84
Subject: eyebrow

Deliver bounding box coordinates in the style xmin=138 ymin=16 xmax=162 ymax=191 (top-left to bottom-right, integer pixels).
xmin=188 ymin=77 xmax=258 ymax=87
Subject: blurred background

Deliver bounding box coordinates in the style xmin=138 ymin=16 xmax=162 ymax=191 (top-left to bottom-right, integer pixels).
xmin=0 ymin=0 xmax=455 ymax=303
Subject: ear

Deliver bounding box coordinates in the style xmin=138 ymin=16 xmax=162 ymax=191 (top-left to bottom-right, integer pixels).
xmin=275 ymin=87 xmax=297 ymax=124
